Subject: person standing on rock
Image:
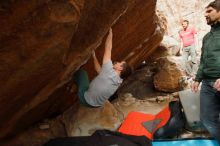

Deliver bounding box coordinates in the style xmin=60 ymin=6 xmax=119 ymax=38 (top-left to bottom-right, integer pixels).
xmin=191 ymin=0 xmax=220 ymax=144
xmin=179 ymin=19 xmax=197 ymax=77
xmin=74 ymin=28 xmax=132 ymax=107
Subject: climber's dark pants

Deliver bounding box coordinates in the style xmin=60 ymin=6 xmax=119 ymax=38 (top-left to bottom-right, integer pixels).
xmin=74 ymin=69 xmax=91 ymax=107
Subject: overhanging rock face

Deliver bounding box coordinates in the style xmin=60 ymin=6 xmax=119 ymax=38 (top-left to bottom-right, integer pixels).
xmin=0 ymin=0 xmax=164 ymax=139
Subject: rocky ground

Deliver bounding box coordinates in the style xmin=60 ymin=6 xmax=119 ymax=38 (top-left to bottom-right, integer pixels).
xmin=2 ymin=63 xmax=210 ymax=146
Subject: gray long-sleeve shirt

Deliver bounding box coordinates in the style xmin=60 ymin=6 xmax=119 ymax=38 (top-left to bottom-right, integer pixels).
xmin=84 ymin=61 xmax=123 ymax=107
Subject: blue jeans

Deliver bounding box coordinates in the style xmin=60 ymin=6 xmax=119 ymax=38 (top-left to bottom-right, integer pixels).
xmin=200 ymin=80 xmax=220 ymax=144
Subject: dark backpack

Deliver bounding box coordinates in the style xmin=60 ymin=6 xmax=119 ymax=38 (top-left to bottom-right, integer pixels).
xmin=154 ymin=101 xmax=186 ymax=139
xmin=43 ymin=130 xmax=152 ymax=146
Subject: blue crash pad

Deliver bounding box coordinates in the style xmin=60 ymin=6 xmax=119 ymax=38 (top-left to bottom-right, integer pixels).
xmin=152 ymin=139 xmax=219 ymax=146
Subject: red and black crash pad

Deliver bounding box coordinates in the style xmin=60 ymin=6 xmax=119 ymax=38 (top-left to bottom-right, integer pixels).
xmin=118 ymin=106 xmax=170 ymax=140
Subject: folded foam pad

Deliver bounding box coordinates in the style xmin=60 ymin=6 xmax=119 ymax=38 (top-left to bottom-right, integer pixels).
xmin=118 ymin=106 xmax=170 ymax=139
xmin=142 ymin=119 xmax=162 ymax=134
xmin=179 ymin=89 xmax=203 ymax=130
xmin=152 ymin=139 xmax=219 ymax=146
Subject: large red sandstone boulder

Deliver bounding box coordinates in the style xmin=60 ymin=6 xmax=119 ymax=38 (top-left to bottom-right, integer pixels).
xmin=0 ymin=0 xmax=164 ymax=140
xmin=153 ymin=56 xmax=186 ymax=92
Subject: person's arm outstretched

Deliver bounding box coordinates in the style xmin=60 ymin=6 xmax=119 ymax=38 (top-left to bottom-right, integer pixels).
xmin=178 ymin=30 xmax=183 ymax=55
xmin=92 ymin=51 xmax=101 ymax=74
xmin=102 ymin=28 xmax=113 ymax=64
xmin=179 ymin=36 xmax=183 ymax=55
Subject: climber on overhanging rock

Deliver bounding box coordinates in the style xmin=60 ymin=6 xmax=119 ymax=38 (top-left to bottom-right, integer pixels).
xmin=74 ymin=28 xmax=132 ymax=107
